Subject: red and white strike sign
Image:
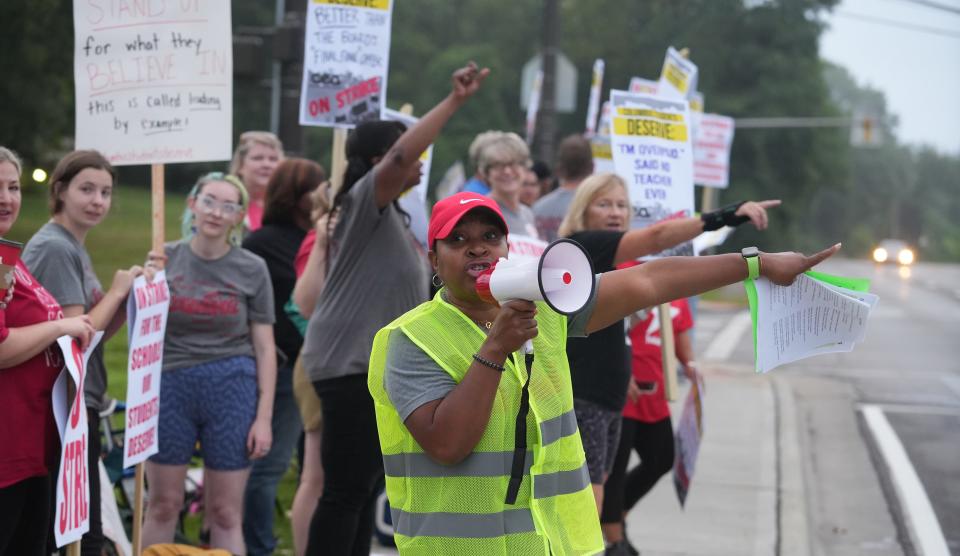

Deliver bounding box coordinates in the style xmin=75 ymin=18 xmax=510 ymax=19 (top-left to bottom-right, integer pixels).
xmin=53 ymin=332 xmax=103 ymax=547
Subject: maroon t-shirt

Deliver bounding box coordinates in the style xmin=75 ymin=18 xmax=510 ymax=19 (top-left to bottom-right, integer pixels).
xmin=0 ymin=260 xmax=64 ymax=487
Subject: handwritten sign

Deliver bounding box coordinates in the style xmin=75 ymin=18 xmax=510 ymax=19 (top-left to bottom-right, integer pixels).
xmin=609 ymin=90 xmax=695 ymax=258
xmin=299 ymin=0 xmax=394 ymax=127
xmin=657 ymin=46 xmax=698 ymax=101
xmin=53 ymin=332 xmax=103 ymax=547
xmin=584 ymin=60 xmax=604 ymax=137
xmin=383 ymin=109 xmax=432 ymax=248
xmin=673 ymin=375 xmax=704 ymax=507
xmin=123 ymin=272 xmax=170 ymax=468
xmin=72 ymin=1 xmax=233 ymax=165
xmin=694 ymin=114 xmax=735 ymax=188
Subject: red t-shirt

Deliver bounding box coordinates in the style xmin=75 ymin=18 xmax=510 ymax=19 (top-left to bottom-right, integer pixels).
xmin=622 ymin=298 xmax=693 ymax=423
xmin=0 ymin=261 xmax=65 ymax=487
xmin=245 ymin=199 xmax=265 ymax=232
xmin=294 ymin=229 xmax=317 ymax=277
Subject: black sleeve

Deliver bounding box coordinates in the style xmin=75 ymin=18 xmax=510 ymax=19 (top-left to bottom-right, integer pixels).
xmin=567 ymin=231 xmax=625 ymax=273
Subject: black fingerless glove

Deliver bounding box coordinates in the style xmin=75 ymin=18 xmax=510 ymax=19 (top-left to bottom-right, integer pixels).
xmin=701 ymin=201 xmax=749 ymax=231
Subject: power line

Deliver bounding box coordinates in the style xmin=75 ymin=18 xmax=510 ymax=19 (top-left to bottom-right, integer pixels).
xmin=887 ymin=0 xmax=960 ymax=16
xmin=834 ymin=10 xmax=960 ymax=39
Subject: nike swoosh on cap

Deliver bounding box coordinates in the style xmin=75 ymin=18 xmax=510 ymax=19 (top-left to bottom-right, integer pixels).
xmin=459 ymin=198 xmax=483 ymax=205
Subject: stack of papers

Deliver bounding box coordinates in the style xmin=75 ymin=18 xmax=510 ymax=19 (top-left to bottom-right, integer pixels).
xmin=746 ymin=271 xmax=879 ymax=373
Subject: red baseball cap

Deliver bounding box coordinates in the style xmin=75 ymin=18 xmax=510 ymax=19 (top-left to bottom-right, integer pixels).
xmin=428 ymin=192 xmax=509 ymax=247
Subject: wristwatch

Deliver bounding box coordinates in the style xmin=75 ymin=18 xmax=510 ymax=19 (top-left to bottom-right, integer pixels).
xmin=741 ymin=246 xmax=761 ymax=280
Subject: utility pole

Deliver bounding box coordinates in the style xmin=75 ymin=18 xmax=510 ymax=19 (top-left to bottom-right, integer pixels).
xmin=533 ymin=0 xmax=559 ymax=164
xmin=275 ymin=3 xmax=305 ymax=155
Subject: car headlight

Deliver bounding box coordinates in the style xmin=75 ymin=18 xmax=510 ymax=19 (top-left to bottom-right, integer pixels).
xmin=873 ymin=247 xmax=888 ymax=263
xmin=897 ymin=249 xmax=914 ymax=265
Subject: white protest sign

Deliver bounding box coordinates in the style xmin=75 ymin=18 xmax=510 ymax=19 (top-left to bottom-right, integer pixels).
xmin=525 ymin=70 xmax=544 ymax=144
xmin=53 ymin=332 xmax=103 ymax=547
xmin=694 ymin=114 xmax=735 ymax=188
xmin=73 ymin=2 xmax=233 ymax=165
xmin=610 ymin=90 xmax=695 ymax=257
xmin=383 ymin=109 xmax=433 ymax=248
xmin=584 ymin=59 xmax=605 ymax=137
xmin=629 ymin=76 xmax=659 ymax=95
xmin=673 ymin=375 xmax=704 ymax=507
xmin=299 ymin=0 xmax=394 ymax=127
xmin=123 ymin=272 xmax=170 ymax=468
xmin=590 ymin=101 xmax=615 ymax=174
xmin=507 ymin=234 xmax=548 ymax=262
xmin=657 ymin=46 xmax=698 ymax=101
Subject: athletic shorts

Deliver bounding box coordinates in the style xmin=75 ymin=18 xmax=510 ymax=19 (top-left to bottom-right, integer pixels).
xmin=574 ymin=398 xmax=623 ymax=484
xmin=151 ymin=356 xmax=258 ymax=470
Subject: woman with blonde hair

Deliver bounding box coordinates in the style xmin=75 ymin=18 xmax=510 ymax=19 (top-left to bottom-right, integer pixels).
xmin=230 ymin=131 xmax=284 ymax=231
xmin=142 ymin=173 xmax=276 ymax=554
xmin=477 ymin=132 xmax=540 ymax=239
xmin=557 ymin=173 xmax=779 ymax=545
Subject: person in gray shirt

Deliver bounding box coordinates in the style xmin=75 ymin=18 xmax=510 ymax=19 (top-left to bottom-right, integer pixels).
xmin=533 ymin=135 xmax=595 ymax=242
xmin=299 ymin=61 xmax=490 ymax=556
xmin=22 ymin=150 xmax=142 ymax=556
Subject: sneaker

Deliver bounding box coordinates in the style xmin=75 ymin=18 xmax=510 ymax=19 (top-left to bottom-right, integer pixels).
xmin=622 ymin=526 xmax=640 ymax=556
xmin=605 ymin=540 xmax=635 ymax=556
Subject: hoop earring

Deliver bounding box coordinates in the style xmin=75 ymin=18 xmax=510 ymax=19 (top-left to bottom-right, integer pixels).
xmin=431 ymin=274 xmax=444 ymax=288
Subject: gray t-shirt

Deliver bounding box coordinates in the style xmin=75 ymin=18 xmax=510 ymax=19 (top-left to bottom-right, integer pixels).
xmin=163 ymin=240 xmax=275 ymax=371
xmin=496 ymin=200 xmax=540 ymax=240
xmin=533 ymin=188 xmax=576 ymax=243
xmin=300 ymin=168 xmax=429 ymax=383
xmin=385 ymin=274 xmax=601 ymax=421
xmin=22 ymin=222 xmax=108 ymax=411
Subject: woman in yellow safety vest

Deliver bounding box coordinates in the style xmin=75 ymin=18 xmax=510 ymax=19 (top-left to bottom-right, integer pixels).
xmin=368 ymin=192 xmax=840 ymax=555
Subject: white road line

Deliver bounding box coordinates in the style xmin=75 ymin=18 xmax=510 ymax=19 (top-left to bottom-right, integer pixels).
xmin=702 ymin=310 xmax=752 ymax=361
xmin=861 ymin=405 xmax=950 ymax=556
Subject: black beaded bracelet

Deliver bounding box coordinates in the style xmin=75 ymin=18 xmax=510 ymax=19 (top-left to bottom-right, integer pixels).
xmin=472 ymin=353 xmax=506 ymax=372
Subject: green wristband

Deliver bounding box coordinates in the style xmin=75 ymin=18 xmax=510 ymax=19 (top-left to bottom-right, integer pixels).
xmin=745 ymin=255 xmax=760 ymax=280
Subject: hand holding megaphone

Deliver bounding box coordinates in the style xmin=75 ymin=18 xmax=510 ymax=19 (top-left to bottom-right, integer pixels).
xmin=475 ymin=239 xmax=595 ymax=354
xmin=482 ymin=300 xmax=540 ymax=360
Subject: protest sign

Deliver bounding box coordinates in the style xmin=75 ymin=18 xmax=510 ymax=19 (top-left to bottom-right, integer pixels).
xmin=507 ymin=234 xmax=548 ymax=262
xmin=590 ymin=101 xmax=615 ymax=174
xmin=673 ymin=374 xmax=704 ymax=507
xmin=123 ymin=272 xmax=170 ymax=468
xmin=609 ymin=90 xmax=695 ymax=257
xmin=657 ymin=46 xmax=698 ymax=101
xmin=53 ymin=332 xmax=103 ymax=547
xmin=745 ymin=272 xmax=878 ymax=374
xmin=525 ymin=70 xmax=544 ymax=144
xmin=299 ymin=0 xmax=394 ymax=127
xmin=383 ymin=109 xmax=433 ymax=248
xmin=694 ymin=114 xmax=735 ymax=188
xmin=73 ymin=1 xmax=232 ymax=165
xmin=584 ymin=59 xmax=605 ymax=137
xmin=629 ymin=76 xmax=659 ymax=95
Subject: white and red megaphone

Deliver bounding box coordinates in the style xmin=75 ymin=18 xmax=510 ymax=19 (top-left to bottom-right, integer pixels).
xmin=475 ymin=239 xmax=595 ymax=352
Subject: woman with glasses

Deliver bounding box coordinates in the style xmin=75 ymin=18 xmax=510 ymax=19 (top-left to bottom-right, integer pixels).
xmin=230 ymin=131 xmax=284 ymax=232
xmin=476 ymin=132 xmax=540 ymax=239
xmin=141 ymin=173 xmax=276 ymax=555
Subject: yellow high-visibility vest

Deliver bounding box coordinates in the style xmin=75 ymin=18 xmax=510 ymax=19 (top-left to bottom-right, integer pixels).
xmin=368 ymin=291 xmax=603 ymax=555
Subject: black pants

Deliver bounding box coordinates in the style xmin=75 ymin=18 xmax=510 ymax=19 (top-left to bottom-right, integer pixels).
xmin=305 ymin=375 xmax=384 ymax=556
xmin=0 ymin=474 xmax=52 ymax=556
xmin=601 ymin=416 xmax=674 ymax=524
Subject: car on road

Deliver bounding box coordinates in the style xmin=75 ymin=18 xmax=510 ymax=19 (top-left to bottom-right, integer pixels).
xmin=872 ymin=239 xmax=915 ymax=265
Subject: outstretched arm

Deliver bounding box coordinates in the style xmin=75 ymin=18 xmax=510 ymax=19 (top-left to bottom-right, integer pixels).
xmin=373 ymin=62 xmax=490 ymax=209
xmin=613 ymin=200 xmax=781 ymax=265
xmin=588 ymin=244 xmax=840 ymax=334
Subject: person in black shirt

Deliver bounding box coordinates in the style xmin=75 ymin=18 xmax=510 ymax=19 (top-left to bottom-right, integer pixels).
xmin=556 ymin=172 xmax=779 ymax=522
xmin=241 ymin=158 xmax=324 ymax=556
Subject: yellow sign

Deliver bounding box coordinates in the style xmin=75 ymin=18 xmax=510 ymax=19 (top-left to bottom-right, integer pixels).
xmin=661 ymin=62 xmax=689 ymax=94
xmin=313 ymin=0 xmax=390 ymax=9
xmin=591 ymin=141 xmax=612 ymax=159
xmin=613 ymin=118 xmax=688 ymax=142
xmin=616 ymin=107 xmax=684 ymax=121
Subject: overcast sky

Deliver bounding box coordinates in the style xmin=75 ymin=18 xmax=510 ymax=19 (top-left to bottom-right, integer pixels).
xmin=819 ymin=0 xmax=960 ymax=155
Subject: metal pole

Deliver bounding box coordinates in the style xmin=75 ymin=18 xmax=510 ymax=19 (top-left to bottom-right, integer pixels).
xmin=269 ymin=0 xmax=286 ymax=134
xmin=534 ymin=0 xmax=559 ymax=164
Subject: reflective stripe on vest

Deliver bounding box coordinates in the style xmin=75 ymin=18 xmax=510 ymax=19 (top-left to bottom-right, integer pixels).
xmin=383 ymin=450 xmax=534 ymax=478
xmin=540 ymin=408 xmax=578 ymax=446
xmin=533 ymin=462 xmax=590 ymax=499
xmin=391 ymin=508 xmax=536 ymax=538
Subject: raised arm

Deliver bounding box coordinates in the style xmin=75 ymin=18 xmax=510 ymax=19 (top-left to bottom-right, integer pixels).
xmin=613 ymin=200 xmax=781 ymax=265
xmin=588 ymin=244 xmax=840 ymax=334
xmin=373 ymin=62 xmax=490 ymax=209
